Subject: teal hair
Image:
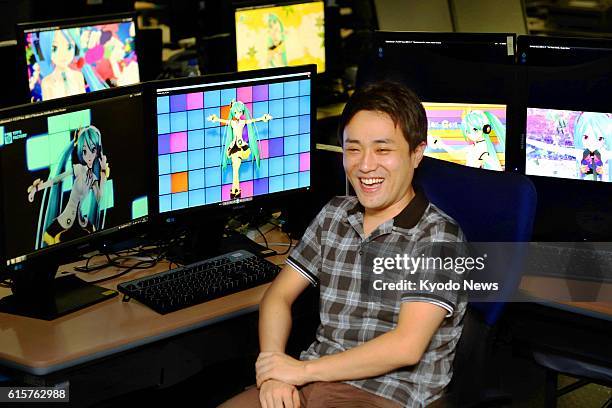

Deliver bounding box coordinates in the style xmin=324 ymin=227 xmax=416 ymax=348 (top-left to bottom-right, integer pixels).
xmin=35 ymin=28 xmax=108 ymax=94
xmin=573 ymin=112 xmax=612 ymax=181
xmin=221 ymin=101 xmax=261 ymax=170
xmin=573 ymin=112 xmax=612 ymax=151
xmin=35 ymin=125 xmax=106 ymax=249
xmin=461 ymin=110 xmax=506 ymax=170
xmin=267 ymin=14 xmax=288 ymax=66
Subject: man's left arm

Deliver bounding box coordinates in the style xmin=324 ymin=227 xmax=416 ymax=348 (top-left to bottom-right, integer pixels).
xmin=256 ymin=301 xmax=447 ymax=386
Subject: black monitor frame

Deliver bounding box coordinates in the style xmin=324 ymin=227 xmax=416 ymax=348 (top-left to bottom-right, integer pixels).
xmin=230 ymin=0 xmax=327 ymax=74
xmin=145 ymin=65 xmax=317 ymax=260
xmin=0 ymin=84 xmax=151 ymax=293
xmin=362 ymin=31 xmax=520 ymax=172
xmin=146 ymin=64 xmax=317 ymax=221
xmin=516 ymin=35 xmax=612 ymax=241
xmin=15 ymin=12 xmax=142 ymax=104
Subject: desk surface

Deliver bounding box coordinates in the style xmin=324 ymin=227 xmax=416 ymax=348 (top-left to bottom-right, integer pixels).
xmin=3 ymin=229 xmax=612 ymax=376
xmin=519 ymin=275 xmax=612 ymax=321
xmin=0 ymin=231 xmax=291 ymax=376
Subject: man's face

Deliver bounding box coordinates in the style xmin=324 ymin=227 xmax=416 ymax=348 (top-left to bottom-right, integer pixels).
xmin=343 ymin=110 xmax=424 ymax=214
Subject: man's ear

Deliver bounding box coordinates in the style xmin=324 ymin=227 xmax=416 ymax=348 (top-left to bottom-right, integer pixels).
xmin=412 ymin=141 xmax=426 ymax=168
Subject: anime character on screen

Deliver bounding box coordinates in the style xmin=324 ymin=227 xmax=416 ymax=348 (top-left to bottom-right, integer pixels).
xmin=528 ymin=112 xmax=612 ymax=181
xmin=27 ymin=126 xmax=110 ymax=248
xmin=428 ymin=110 xmax=506 ymax=170
xmin=207 ymin=100 xmax=272 ymax=199
xmin=267 ymin=14 xmax=288 ymax=67
xmin=34 ymin=28 xmax=108 ymax=101
xmin=79 ymin=22 xmax=139 ymax=87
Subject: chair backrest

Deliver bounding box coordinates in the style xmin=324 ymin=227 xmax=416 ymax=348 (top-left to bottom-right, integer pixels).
xmin=414 ymin=157 xmax=537 ymax=405
xmin=414 ymin=157 xmax=537 ymax=324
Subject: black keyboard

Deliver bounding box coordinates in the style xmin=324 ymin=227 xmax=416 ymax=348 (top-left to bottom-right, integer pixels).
xmin=117 ymin=250 xmax=280 ymax=314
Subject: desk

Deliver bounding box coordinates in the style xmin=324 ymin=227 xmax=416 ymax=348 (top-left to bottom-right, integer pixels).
xmin=0 ymin=229 xmax=296 ymax=405
xmin=511 ymin=276 xmax=612 ymax=378
xmin=519 ymin=275 xmax=612 ymax=321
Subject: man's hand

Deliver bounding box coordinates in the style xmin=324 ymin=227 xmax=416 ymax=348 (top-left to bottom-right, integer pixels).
xmin=256 ymin=352 xmax=309 ymax=387
xmin=259 ymin=379 xmax=300 ymax=408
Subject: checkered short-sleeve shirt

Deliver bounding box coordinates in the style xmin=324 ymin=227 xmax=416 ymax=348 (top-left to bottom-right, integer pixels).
xmin=286 ymin=191 xmax=467 ymax=408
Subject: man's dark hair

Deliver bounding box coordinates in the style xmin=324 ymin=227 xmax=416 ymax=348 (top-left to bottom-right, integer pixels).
xmin=337 ymin=81 xmax=428 ymax=151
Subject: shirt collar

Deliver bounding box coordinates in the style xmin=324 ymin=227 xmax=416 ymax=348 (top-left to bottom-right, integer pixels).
xmin=346 ymin=188 xmax=430 ymax=232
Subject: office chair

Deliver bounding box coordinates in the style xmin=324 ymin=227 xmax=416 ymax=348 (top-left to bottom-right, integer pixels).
xmin=414 ymin=157 xmax=537 ymax=407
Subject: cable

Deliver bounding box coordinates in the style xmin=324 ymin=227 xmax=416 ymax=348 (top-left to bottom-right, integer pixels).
xmin=277 ymin=230 xmax=293 ymax=255
xmin=85 ymin=259 xmax=160 ymax=285
xmin=256 ymin=226 xmax=269 ymax=249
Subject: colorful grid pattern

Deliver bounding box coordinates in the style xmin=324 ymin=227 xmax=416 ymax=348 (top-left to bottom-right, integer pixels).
xmin=156 ymin=79 xmax=312 ymax=213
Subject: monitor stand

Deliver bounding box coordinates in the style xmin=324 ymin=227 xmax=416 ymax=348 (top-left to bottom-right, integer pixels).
xmin=0 ymin=263 xmax=117 ymax=320
xmin=163 ymin=216 xmax=277 ymax=266
xmin=220 ymin=230 xmax=277 ymax=258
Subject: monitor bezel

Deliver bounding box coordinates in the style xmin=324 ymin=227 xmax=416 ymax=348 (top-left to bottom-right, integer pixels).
xmin=516 ymin=35 xmax=612 ymax=177
xmin=145 ymin=64 xmax=318 ymax=223
xmin=15 ymin=12 xmax=142 ymax=104
xmin=370 ymin=31 xmax=518 ymax=172
xmin=374 ymin=31 xmax=517 ymax=62
xmin=517 ymin=34 xmax=612 ymax=57
xmin=231 ymin=0 xmax=327 ymax=74
xmin=0 ymin=83 xmax=151 ymax=270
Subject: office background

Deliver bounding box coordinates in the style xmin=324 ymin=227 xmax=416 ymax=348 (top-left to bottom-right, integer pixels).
xmin=0 ymin=1 xmax=611 ymax=407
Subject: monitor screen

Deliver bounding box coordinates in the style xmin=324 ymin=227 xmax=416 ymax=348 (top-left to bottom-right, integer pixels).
xmin=153 ymin=67 xmax=314 ymax=214
xmin=19 ymin=14 xmax=140 ymax=102
xmin=0 ymin=88 xmax=149 ymax=267
xmin=360 ymin=32 xmax=517 ymax=170
xmin=235 ymin=1 xmax=325 ymax=73
xmin=525 ymin=108 xmax=612 ymax=182
xmin=518 ymin=36 xmax=612 ymax=241
xmin=424 ymin=102 xmax=507 ymax=171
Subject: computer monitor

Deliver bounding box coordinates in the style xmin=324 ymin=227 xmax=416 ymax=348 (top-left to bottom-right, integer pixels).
xmin=150 ymin=65 xmax=315 ymax=257
xmin=234 ymin=1 xmax=325 ymax=73
xmin=518 ymin=35 xmax=612 ymax=240
xmin=17 ymin=13 xmax=141 ymax=103
xmin=0 ymin=86 xmax=150 ymax=318
xmin=359 ymin=32 xmax=516 ymax=170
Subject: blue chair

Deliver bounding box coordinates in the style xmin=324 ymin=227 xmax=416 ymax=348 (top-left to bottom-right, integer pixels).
xmin=414 ymin=156 xmax=537 ymax=407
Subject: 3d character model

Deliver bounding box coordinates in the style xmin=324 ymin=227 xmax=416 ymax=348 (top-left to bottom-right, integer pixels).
xmin=27 ymin=125 xmax=110 ymax=248
xmin=429 ymin=110 xmax=506 ymax=170
xmin=266 ymin=13 xmax=288 ymax=68
xmin=208 ymin=100 xmax=272 ymax=199
xmin=35 ymin=28 xmax=108 ymax=100
xmin=528 ymin=112 xmax=611 ymax=181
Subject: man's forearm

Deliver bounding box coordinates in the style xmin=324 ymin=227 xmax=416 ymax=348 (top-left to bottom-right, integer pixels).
xmin=304 ymin=329 xmax=419 ymax=382
xmin=258 ymin=293 xmax=293 ymax=353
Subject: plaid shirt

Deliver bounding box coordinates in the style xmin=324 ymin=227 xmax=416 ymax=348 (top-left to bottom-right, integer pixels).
xmin=287 ymin=191 xmax=467 ymax=408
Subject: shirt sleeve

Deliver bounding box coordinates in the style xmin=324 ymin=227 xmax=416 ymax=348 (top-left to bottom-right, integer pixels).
xmin=401 ymin=222 xmax=466 ymax=317
xmin=286 ymin=203 xmax=328 ymax=287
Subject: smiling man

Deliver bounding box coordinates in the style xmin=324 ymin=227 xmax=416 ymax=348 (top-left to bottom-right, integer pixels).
xmin=220 ymin=82 xmax=466 ymax=408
